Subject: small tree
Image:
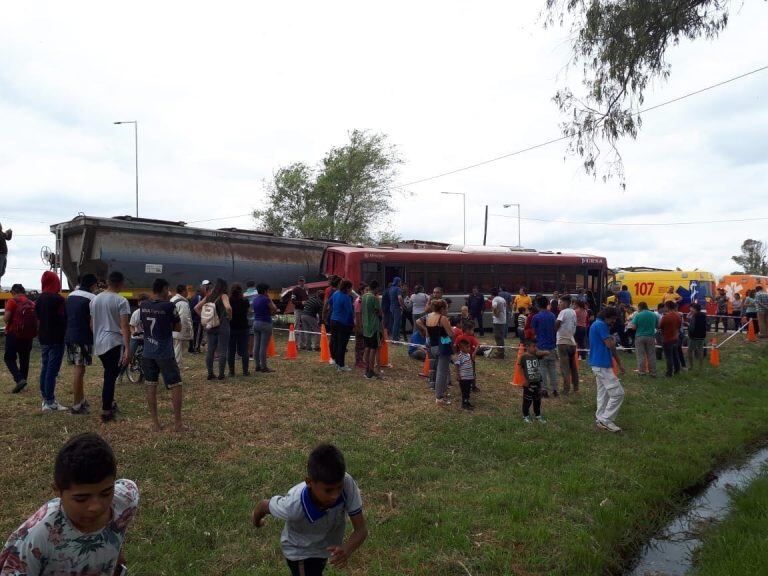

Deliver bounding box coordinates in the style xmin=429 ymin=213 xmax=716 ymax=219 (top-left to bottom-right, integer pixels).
xmin=731 ymin=239 xmax=768 ymax=275
xmin=255 ymin=130 xmax=401 ymax=242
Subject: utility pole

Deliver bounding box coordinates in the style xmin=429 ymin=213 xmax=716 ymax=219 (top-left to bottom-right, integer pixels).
xmin=482 ymin=205 xmax=488 ymax=245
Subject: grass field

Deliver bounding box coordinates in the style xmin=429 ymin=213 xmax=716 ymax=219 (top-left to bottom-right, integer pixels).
xmin=692 ymin=469 xmax=768 ymax=576
xmin=1 ymin=333 xmax=767 ymax=575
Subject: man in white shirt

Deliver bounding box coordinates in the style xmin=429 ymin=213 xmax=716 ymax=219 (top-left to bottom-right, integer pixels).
xmin=555 ymin=295 xmax=579 ymax=394
xmin=491 ymin=288 xmax=507 ymax=359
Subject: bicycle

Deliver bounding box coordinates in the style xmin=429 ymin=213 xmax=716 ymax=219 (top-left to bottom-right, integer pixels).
xmin=124 ymin=339 xmax=144 ymax=383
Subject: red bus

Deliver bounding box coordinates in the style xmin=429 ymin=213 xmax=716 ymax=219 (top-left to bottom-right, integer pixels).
xmin=320 ymin=245 xmax=608 ymax=305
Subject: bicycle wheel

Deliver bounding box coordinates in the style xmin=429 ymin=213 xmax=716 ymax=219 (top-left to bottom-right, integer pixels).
xmin=127 ymin=357 xmax=144 ymax=383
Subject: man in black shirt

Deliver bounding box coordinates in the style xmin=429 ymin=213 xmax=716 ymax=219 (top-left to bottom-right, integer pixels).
xmin=687 ymin=303 xmax=708 ymax=369
xmin=140 ymin=278 xmax=183 ymax=433
xmin=36 ymin=271 xmax=68 ymax=411
xmin=65 ymin=274 xmax=98 ymax=414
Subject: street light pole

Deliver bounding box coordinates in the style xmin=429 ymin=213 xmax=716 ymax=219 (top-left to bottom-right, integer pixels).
xmin=441 ymin=191 xmax=466 ymax=246
xmin=114 ymin=120 xmax=139 ymax=218
xmin=503 ymin=203 xmax=521 ymax=247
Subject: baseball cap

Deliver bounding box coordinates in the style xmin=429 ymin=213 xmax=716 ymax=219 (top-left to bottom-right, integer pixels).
xmin=202 ymin=279 xmax=211 ymax=286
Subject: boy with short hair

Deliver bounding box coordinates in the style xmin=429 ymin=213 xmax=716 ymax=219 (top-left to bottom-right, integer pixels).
xmin=687 ymin=302 xmax=708 ymax=369
xmin=252 ymin=444 xmax=368 ymax=576
xmin=361 ymin=281 xmax=381 ymax=380
xmin=0 ymin=433 xmax=139 ymax=575
xmin=519 ymin=339 xmax=547 ymax=423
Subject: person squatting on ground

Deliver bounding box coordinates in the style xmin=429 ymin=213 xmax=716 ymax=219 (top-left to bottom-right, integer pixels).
xmin=628 ymin=301 xmax=658 ymax=377
xmin=252 ymin=283 xmax=278 ymax=373
xmin=417 ymin=299 xmax=454 ymax=406
xmin=361 ymin=281 xmax=382 ymax=380
xmin=329 ymin=280 xmax=355 ymax=371
xmin=453 ymin=337 xmax=475 ymax=410
xmin=140 ymin=278 xmax=184 ymax=433
xmin=64 ymin=273 xmax=98 ymax=415
xmin=227 ymin=283 xmax=251 ymax=376
xmin=659 ymin=300 xmax=683 ymax=377
xmin=36 ymin=271 xmax=68 ymax=411
xmin=555 ymin=295 xmax=579 ymax=394
xmin=531 ymin=296 xmax=558 ymax=397
xmin=4 ymin=284 xmax=36 ymax=394
xmin=589 ymin=307 xmax=625 ymax=433
xmin=687 ymin=302 xmax=708 ymax=369
xmin=90 ymin=271 xmax=131 ymax=423
xmin=0 ymin=433 xmax=140 ymax=576
xmin=519 ymin=339 xmax=547 ymax=424
xmin=252 ymin=444 xmax=368 ymax=576
xmin=195 ymin=278 xmax=232 ymax=380
xmin=170 ymin=284 xmax=193 ymax=368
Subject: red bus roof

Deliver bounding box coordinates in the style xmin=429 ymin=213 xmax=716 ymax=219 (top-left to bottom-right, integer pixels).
xmin=326 ymin=246 xmax=607 ymax=267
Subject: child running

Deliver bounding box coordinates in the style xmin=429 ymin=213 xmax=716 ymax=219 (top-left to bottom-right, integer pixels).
xmin=519 ymin=339 xmax=548 ymax=424
xmin=0 ymin=433 xmax=140 ymax=575
xmin=453 ymin=337 xmax=475 ymax=410
xmin=252 ymin=444 xmax=368 ymax=576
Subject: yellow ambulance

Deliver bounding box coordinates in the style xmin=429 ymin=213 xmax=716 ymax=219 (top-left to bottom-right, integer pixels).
xmin=608 ymin=268 xmax=716 ymax=312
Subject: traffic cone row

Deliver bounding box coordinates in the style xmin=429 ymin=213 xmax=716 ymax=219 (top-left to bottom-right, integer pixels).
xmin=379 ymin=329 xmax=391 ymax=367
xmin=284 ymin=324 xmax=298 ymax=360
xmin=747 ymin=319 xmax=757 ymax=342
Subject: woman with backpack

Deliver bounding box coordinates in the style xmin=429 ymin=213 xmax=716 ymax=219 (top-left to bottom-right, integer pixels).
xmin=194 ymin=278 xmax=232 ymax=380
xmin=4 ymin=284 xmax=36 ymax=393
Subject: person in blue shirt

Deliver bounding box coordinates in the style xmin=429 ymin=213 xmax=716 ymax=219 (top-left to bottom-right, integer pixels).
xmin=531 ymin=296 xmax=558 ymax=397
xmin=617 ymin=285 xmax=632 ymax=307
xmin=388 ymin=278 xmax=404 ymax=341
xmin=589 ymin=307 xmax=625 ymax=433
xmin=408 ymin=330 xmax=427 ymax=361
xmin=329 ymin=280 xmax=355 ymax=371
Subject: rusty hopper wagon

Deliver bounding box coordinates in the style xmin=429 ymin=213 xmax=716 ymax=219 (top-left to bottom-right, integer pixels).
xmin=49 ymin=215 xmax=338 ymax=299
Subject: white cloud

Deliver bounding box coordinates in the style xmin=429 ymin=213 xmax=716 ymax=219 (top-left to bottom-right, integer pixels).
xmin=1 ymin=0 xmax=766 ymax=289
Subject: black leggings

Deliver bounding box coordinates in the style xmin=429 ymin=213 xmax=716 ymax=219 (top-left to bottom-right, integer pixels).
xmin=286 ymin=558 xmax=327 ymax=576
xmin=330 ymin=321 xmax=352 ymax=367
xmin=459 ymin=379 xmax=473 ymax=403
xmin=98 ymin=345 xmax=122 ymax=411
xmin=522 ymin=384 xmax=541 ymax=417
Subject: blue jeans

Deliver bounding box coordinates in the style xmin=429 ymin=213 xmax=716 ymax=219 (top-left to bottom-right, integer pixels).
xmin=252 ymin=320 xmax=273 ymax=370
xmin=40 ymin=343 xmax=65 ymax=404
xmin=390 ymin=307 xmax=403 ymax=340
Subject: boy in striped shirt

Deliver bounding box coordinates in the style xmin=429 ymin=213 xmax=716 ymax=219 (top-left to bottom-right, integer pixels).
xmin=453 ymin=337 xmax=475 ymax=410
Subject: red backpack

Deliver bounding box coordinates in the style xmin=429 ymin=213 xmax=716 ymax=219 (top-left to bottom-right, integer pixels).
xmin=9 ymin=297 xmax=38 ymax=339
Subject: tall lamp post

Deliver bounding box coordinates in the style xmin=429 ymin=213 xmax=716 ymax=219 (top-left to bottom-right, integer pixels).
xmin=503 ymin=203 xmax=521 ymax=247
xmin=114 ymin=120 xmax=139 ymax=218
xmin=441 ymin=191 xmax=466 ymax=246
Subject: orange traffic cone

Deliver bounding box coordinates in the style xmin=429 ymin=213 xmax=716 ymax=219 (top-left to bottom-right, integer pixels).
xmin=284 ymin=324 xmax=298 ymax=360
xmin=511 ymin=344 xmax=525 ymax=387
xmin=709 ymin=339 xmax=720 ymax=367
xmin=420 ymin=354 xmax=430 ymax=378
xmin=747 ymin=319 xmax=757 ymax=342
xmin=379 ymin=329 xmax=391 ymax=367
xmin=267 ymin=334 xmax=276 ymax=358
xmin=319 ymin=324 xmax=331 ymax=363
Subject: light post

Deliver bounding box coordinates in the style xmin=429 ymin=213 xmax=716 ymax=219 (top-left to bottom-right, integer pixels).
xmin=114 ymin=120 xmax=139 ymax=218
xmin=441 ymin=191 xmax=466 ymax=246
xmin=503 ymin=203 xmax=521 ymax=247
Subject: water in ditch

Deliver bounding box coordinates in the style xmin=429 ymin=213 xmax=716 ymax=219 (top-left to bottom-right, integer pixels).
xmin=628 ymin=446 xmax=768 ymax=576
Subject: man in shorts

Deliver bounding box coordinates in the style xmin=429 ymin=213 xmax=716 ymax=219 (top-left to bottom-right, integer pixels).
xmin=64 ymin=274 xmax=98 ymax=415
xmin=361 ymin=281 xmax=381 ymax=380
xmin=140 ymin=278 xmax=184 ymax=433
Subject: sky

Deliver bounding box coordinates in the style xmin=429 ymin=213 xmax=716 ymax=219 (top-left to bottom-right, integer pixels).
xmin=2 ymin=1 xmax=767 ymax=289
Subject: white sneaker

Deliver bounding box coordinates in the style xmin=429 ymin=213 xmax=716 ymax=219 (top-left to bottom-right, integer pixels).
xmin=43 ymin=401 xmax=69 ymax=412
xmin=602 ymin=420 xmax=622 ymax=433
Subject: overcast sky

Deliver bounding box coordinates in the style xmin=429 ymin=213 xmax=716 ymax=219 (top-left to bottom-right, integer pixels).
xmin=2 ymin=1 xmax=767 ymax=289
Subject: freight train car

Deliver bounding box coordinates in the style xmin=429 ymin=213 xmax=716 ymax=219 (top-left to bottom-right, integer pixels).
xmin=49 ymin=215 xmax=339 ymax=300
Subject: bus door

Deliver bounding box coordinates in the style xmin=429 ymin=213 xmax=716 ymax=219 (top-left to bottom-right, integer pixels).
xmin=384 ymin=264 xmax=405 ymax=286
xmin=588 ymin=269 xmax=604 ymax=302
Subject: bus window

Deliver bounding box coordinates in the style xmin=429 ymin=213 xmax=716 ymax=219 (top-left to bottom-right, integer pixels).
xmin=528 ymin=266 xmax=557 ymax=294
xmin=557 ymin=266 xmax=582 ymax=293
xmin=361 ymin=262 xmax=382 ymax=286
xmin=408 ymin=264 xmax=426 ymax=290
xmin=464 ymin=264 xmax=494 ymax=293
xmin=384 ymin=265 xmax=405 ymax=286
xmin=497 ymin=266 xmax=527 ymax=292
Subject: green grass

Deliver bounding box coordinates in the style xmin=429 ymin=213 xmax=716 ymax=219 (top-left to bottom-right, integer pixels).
xmin=1 ymin=334 xmax=767 ymax=575
xmin=692 ymin=469 xmax=768 ymax=576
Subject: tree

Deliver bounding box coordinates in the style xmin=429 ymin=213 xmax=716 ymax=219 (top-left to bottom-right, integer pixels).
xmin=255 ymin=130 xmax=401 ymax=243
xmin=731 ymin=239 xmax=768 ymax=275
xmin=545 ymin=0 xmax=732 ymax=185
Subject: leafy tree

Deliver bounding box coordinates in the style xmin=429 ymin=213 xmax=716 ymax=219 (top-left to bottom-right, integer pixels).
xmin=545 ymin=0 xmax=733 ymax=185
xmin=375 ymin=231 xmax=403 ymax=245
xmin=731 ymin=239 xmax=768 ymax=275
xmin=255 ymin=130 xmax=400 ymax=242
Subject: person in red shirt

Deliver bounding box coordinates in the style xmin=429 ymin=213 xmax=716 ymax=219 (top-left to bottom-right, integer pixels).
xmin=659 ymin=300 xmax=683 ymax=377
xmin=4 ymin=284 xmax=35 ymax=393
